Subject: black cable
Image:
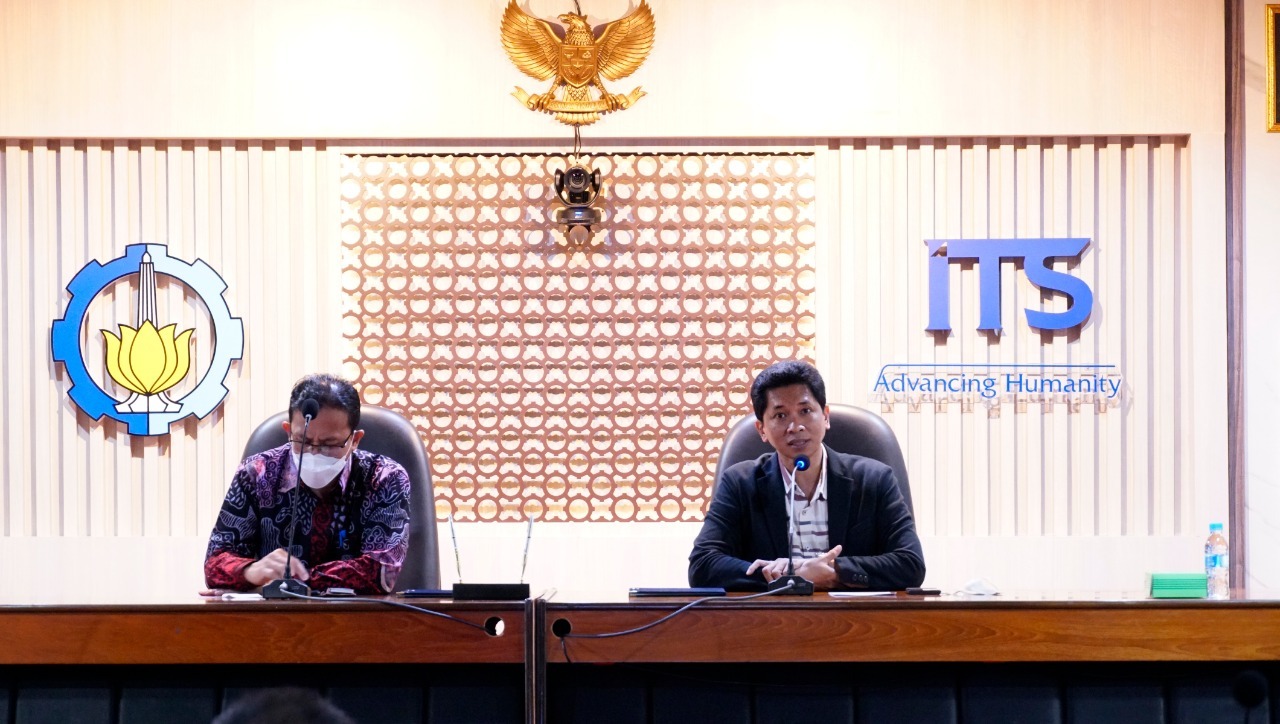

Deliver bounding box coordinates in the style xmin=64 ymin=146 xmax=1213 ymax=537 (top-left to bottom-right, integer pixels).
xmin=278 ymin=589 xmax=491 ymax=632
xmin=562 ymin=583 xmax=796 ymax=641
xmin=559 ymin=634 xmax=573 ymax=664
xmin=555 ymin=583 xmax=838 ymax=689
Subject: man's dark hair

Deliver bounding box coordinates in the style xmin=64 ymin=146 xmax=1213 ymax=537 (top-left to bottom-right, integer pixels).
xmin=213 ymin=687 xmax=355 ymax=724
xmin=750 ymin=360 xmax=827 ymax=421
xmin=288 ymin=373 xmax=361 ymax=430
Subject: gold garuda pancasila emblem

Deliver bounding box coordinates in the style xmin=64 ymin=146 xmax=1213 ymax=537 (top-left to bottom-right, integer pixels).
xmin=501 ymin=1 xmax=656 ymax=126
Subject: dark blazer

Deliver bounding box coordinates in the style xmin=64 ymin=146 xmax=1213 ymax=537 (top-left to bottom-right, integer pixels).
xmin=688 ymin=448 xmax=926 ymax=591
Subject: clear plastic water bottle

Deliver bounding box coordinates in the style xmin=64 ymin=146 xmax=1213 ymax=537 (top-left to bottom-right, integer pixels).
xmin=1205 ymin=522 xmax=1229 ymax=600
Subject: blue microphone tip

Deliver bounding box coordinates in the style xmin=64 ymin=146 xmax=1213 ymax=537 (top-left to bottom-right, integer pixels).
xmin=794 ymin=455 xmax=810 ymax=471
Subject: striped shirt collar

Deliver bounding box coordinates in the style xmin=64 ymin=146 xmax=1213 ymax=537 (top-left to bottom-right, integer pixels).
xmin=781 ymin=446 xmax=831 ymax=560
xmin=780 ymin=446 xmax=828 ymax=501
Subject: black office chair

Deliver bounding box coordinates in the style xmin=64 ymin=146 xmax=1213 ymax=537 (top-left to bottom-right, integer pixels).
xmin=240 ymin=404 xmax=440 ymax=590
xmin=711 ymin=403 xmax=914 ymax=515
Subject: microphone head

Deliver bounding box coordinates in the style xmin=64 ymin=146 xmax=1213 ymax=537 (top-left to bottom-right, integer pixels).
xmin=794 ymin=455 xmax=811 ymax=472
xmin=1233 ymin=669 xmax=1268 ymax=709
xmin=300 ymin=398 xmax=321 ymax=420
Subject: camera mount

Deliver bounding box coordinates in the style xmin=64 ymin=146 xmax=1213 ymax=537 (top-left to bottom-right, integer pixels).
xmin=551 ymin=158 xmax=605 ymax=244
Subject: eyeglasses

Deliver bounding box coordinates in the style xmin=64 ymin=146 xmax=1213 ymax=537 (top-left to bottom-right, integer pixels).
xmin=288 ymin=432 xmax=354 ymax=458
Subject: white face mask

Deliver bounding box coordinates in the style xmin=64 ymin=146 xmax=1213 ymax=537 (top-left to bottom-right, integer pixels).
xmin=292 ymin=450 xmax=348 ymax=489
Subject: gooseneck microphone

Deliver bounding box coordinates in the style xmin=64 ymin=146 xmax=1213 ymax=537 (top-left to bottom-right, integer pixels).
xmin=263 ymin=398 xmax=319 ymax=600
xmin=446 ymin=510 xmax=533 ymax=601
xmin=768 ymin=454 xmax=815 ymax=596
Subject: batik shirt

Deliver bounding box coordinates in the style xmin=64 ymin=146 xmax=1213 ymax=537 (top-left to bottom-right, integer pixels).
xmin=204 ymin=444 xmax=411 ymax=594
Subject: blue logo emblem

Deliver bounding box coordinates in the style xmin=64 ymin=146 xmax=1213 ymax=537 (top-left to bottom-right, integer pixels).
xmin=926 ymin=238 xmax=1094 ymax=333
xmin=51 ymin=244 xmax=244 ymax=436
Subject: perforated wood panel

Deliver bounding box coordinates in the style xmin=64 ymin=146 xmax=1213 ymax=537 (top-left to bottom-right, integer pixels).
xmin=339 ymin=153 xmax=817 ymax=522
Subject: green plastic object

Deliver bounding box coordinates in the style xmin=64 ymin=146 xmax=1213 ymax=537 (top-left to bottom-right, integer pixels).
xmin=1149 ymin=572 xmax=1208 ymax=599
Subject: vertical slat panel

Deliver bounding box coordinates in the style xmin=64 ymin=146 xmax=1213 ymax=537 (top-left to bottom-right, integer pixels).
xmin=84 ymin=141 xmax=109 ymax=537
xmin=140 ymin=140 xmax=164 ymax=537
xmin=220 ymin=140 xmax=246 ymax=513
xmin=155 ymin=139 xmax=179 ymax=538
xmin=821 ymin=140 xmax=848 ymax=396
xmin=272 ymin=142 xmax=294 ymax=389
xmin=992 ymin=140 xmax=1018 ymax=537
xmin=1006 ymin=140 xmax=1027 ymax=535
xmin=845 ymin=136 xmax=1187 ymax=544
xmin=0 ymin=141 xmax=6 ymax=536
xmin=1015 ymin=139 xmax=1043 ymax=536
xmin=916 ymin=139 xmax=938 ymax=536
xmin=1 ymin=137 xmax=338 ymax=547
xmin=125 ymin=141 xmax=145 ymax=537
xmin=849 ymin=142 xmax=870 ymax=407
xmin=865 ymin=141 xmax=884 ymax=413
xmin=267 ymin=143 xmax=293 ymax=396
xmin=189 ymin=141 xmax=211 ymax=537
xmin=939 ymin=141 xmax=964 ymax=538
xmin=1071 ymin=138 xmax=1099 ymax=536
xmin=0 ymin=135 xmax=1203 ymax=595
xmin=31 ymin=141 xmax=55 ymax=537
xmin=110 ymin=140 xmax=131 ymax=537
xmin=271 ymin=142 xmax=291 ymax=409
xmin=1043 ymin=138 xmax=1068 ymax=537
xmin=1176 ymin=141 xmax=1194 ymax=536
xmin=245 ymin=142 xmax=269 ymax=432
xmin=300 ymin=142 xmax=321 ymax=371
xmin=900 ymin=140 xmax=925 ymax=531
xmin=57 ymin=141 xmax=84 ymax=537
xmin=168 ymin=140 xmax=191 ymax=535
xmin=885 ymin=140 xmax=910 ymax=518
xmin=1098 ymin=137 xmax=1125 ymax=537
xmin=1128 ymin=139 xmax=1154 ymax=535
xmin=1152 ymin=139 xmax=1176 ymax=536
xmin=2 ymin=143 xmax=30 ymax=539
xmin=966 ymin=139 xmax=990 ymax=536
xmin=1028 ymin=138 xmax=1050 ymax=536
xmin=321 ymin=145 xmax=344 ymax=379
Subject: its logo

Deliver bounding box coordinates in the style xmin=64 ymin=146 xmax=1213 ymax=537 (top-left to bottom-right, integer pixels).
xmin=51 ymin=244 xmax=244 ymax=436
xmin=926 ymin=238 xmax=1094 ymax=333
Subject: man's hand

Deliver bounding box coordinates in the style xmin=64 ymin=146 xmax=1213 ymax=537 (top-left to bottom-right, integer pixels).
xmin=244 ymin=548 xmax=310 ymax=587
xmin=746 ymin=557 xmax=792 ymax=583
xmin=747 ymin=545 xmax=845 ymax=587
xmin=795 ymin=545 xmax=843 ymax=589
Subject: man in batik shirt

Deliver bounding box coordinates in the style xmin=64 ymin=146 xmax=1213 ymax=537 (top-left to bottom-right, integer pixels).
xmin=205 ymin=373 xmax=411 ymax=594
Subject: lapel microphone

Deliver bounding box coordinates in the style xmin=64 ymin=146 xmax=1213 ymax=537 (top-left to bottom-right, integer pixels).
xmin=769 ymin=454 xmax=815 ymax=595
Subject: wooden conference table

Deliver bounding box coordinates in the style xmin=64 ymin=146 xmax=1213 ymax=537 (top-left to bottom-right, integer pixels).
xmin=544 ymin=590 xmax=1280 ymax=663
xmin=0 ymin=591 xmax=1277 ymax=723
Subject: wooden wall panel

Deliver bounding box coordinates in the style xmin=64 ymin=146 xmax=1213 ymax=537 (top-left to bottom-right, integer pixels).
xmin=828 ymin=137 xmax=1193 ymax=538
xmin=0 ymin=135 xmax=1216 ymax=598
xmin=0 ymin=140 xmax=340 ymax=539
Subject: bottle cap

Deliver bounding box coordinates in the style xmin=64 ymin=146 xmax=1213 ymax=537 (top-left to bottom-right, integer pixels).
xmin=1210 ymin=522 xmax=1224 ymax=532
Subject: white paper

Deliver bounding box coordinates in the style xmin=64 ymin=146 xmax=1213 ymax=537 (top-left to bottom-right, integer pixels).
xmin=827 ymin=591 xmax=898 ymax=598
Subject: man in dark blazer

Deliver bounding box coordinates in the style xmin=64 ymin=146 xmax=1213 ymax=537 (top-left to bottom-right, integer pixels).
xmin=689 ymin=361 xmax=925 ymax=591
